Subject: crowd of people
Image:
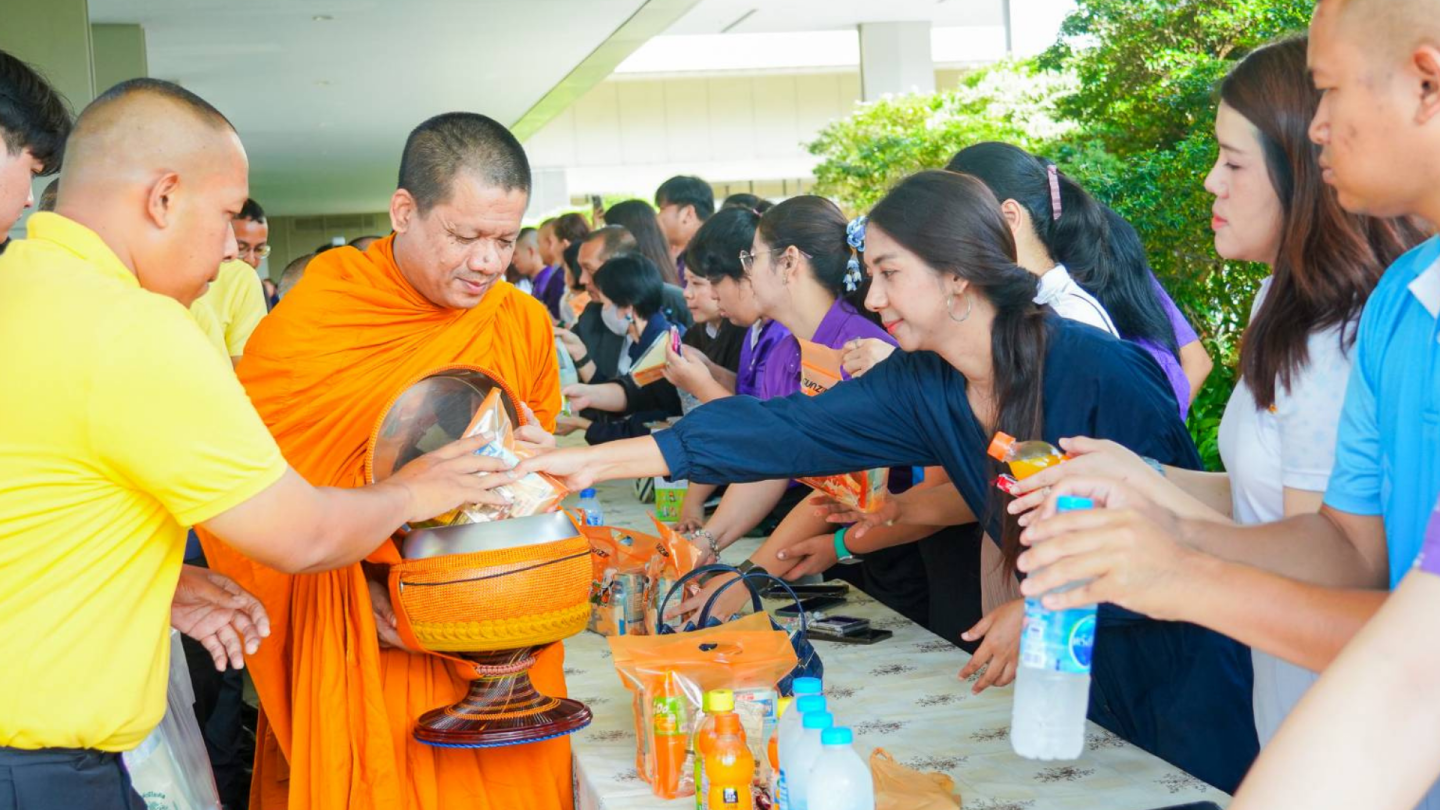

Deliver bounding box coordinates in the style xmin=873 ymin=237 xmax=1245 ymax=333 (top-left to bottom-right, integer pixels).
xmin=2 ymin=0 xmax=1440 ymax=808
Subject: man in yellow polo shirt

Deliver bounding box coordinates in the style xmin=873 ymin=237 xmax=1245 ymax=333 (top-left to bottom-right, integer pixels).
xmin=0 ymin=78 xmax=514 ymax=809
xmin=192 ymin=258 xmax=268 ymax=364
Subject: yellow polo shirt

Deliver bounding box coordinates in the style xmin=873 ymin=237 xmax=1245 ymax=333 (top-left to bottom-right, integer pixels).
xmin=191 ymin=259 xmax=267 ymax=358
xmin=0 ymin=213 xmax=287 ymax=751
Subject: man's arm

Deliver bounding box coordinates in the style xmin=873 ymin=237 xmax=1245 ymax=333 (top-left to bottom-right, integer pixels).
xmin=1230 ymin=572 xmax=1440 ymax=810
xmin=201 ymin=438 xmax=510 ymax=574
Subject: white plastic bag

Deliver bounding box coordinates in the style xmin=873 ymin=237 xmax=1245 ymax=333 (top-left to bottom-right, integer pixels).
xmin=123 ymin=629 xmax=222 ymax=810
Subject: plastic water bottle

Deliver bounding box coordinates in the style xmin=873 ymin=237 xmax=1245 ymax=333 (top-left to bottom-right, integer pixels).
xmin=776 ymin=688 xmax=824 ymax=810
xmin=577 ymin=488 xmax=604 ymax=526
xmin=785 ymin=711 xmax=834 ymax=810
xmin=804 ymin=727 xmax=874 ymax=810
xmin=556 ymin=340 xmax=580 ymax=416
xmin=1010 ymin=495 xmax=1098 ymax=760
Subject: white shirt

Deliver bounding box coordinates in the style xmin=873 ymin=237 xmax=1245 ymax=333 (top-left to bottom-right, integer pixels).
xmin=1217 ymin=277 xmax=1352 ymax=746
xmin=515 ymin=277 xmax=534 ymax=295
xmin=1033 ymin=264 xmax=1119 ymax=336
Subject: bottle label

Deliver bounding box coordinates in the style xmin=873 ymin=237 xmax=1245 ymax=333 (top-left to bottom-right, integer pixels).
xmin=1020 ymin=598 xmax=1096 ymax=674
xmin=654 ymin=697 xmax=685 ymax=735
xmin=720 ymin=787 xmax=741 ymax=806
xmin=776 ymin=769 xmax=788 ymax=810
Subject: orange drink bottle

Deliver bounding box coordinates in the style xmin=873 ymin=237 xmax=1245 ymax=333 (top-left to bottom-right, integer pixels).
xmin=694 ymin=689 xmax=735 ymax=809
xmin=988 ymin=431 xmax=1067 ymax=480
xmin=652 ymin=672 xmax=692 ymax=799
xmin=705 ymin=712 xmax=755 ymax=810
xmin=768 ymin=696 xmax=791 ymax=797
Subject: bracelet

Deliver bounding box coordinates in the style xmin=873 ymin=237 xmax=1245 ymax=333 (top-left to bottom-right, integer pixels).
xmin=691 ymin=528 xmax=720 ymax=558
xmin=574 ymin=353 xmax=592 ymax=368
xmin=1140 ymin=456 xmax=1166 ymax=478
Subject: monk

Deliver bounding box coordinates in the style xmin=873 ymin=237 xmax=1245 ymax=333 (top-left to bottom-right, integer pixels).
xmin=200 ymin=112 xmax=570 ymax=810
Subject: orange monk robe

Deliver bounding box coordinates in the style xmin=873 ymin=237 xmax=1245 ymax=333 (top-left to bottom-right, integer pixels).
xmin=199 ymin=236 xmax=569 ymax=810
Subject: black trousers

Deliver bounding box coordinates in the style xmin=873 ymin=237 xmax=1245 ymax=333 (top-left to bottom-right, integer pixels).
xmin=0 ymin=748 xmax=144 ymax=810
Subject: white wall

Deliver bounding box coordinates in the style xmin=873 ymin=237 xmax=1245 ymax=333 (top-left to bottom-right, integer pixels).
xmin=524 ymin=70 xmax=862 ymax=209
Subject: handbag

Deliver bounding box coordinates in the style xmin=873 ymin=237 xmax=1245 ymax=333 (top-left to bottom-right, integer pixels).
xmin=655 ymin=563 xmax=823 ymax=695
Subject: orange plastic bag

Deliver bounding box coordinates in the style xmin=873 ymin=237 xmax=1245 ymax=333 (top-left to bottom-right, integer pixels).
xmin=411 ymin=388 xmax=568 ymax=528
xmin=643 ymin=517 xmax=701 ymax=633
xmin=610 ymin=613 xmax=797 ymax=801
xmin=870 ymin=748 xmax=961 ymax=810
xmin=794 ymin=339 xmax=890 ymax=513
xmin=584 ymin=524 xmax=660 ymax=636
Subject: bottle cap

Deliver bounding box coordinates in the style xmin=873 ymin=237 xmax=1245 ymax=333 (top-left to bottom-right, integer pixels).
xmin=1055 ymin=495 xmax=1095 ymax=513
xmin=792 ymin=677 xmax=822 ymax=696
xmin=703 ymin=689 xmax=734 ymax=713
xmin=987 ymin=431 xmax=1016 ymax=461
xmin=821 ymin=727 xmax=854 ymax=746
xmin=580 ymin=488 xmax=597 ymax=498
xmin=795 ymin=694 xmax=827 ymax=714
xmin=776 ymin=696 xmax=794 ymax=720
xmin=802 ymin=711 xmax=834 ymax=731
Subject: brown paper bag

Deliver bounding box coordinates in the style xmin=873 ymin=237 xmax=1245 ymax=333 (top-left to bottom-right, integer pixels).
xmin=871 ymin=748 xmax=961 ymax=810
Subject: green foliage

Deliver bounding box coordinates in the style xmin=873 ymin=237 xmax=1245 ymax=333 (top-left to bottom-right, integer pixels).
xmin=809 ymin=0 xmax=1313 ymax=469
xmin=807 ymin=62 xmax=1078 ymax=213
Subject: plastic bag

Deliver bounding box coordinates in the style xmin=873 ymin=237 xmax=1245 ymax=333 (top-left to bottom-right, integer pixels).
xmin=584 ymin=524 xmax=660 ymax=636
xmin=643 ymin=517 xmax=701 ymax=632
xmin=123 ymin=629 xmax=222 ymax=810
xmin=870 ymin=748 xmax=960 ymax=810
xmin=794 ymin=339 xmax=890 ymax=513
xmin=610 ymin=612 xmax=797 ymax=801
xmin=413 ymin=388 xmax=568 ymax=528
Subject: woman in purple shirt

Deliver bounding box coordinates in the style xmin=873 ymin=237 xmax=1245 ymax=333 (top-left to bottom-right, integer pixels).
xmin=664 ymin=199 xmax=895 ymax=548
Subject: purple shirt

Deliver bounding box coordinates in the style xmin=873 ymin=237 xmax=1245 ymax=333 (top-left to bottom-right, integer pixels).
xmin=1418 ymin=502 xmax=1440 ymax=576
xmin=533 ymin=264 xmax=567 ymax=320
xmin=736 ymin=319 xmax=791 ymax=398
xmin=757 ymin=299 xmax=896 ymax=400
xmin=1136 ymin=275 xmax=1200 ymax=418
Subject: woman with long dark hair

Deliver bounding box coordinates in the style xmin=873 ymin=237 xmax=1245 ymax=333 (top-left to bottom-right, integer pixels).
xmin=946 ymin=141 xmax=1212 ymax=415
xmin=1006 ymin=36 xmax=1429 ymax=751
xmin=523 ymin=170 xmax=1258 ymax=791
xmin=604 ymin=199 xmax=681 ymax=285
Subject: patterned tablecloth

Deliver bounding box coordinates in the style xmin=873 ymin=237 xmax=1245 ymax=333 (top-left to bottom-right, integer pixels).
xmin=561 ymin=476 xmax=1228 ymax=810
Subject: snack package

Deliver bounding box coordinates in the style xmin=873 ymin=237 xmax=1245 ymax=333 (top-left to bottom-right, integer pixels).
xmin=794 ymin=339 xmax=891 ymax=513
xmin=410 ymin=389 xmax=568 ymax=528
xmin=653 ymin=477 xmax=689 ymax=523
xmin=643 ymin=517 xmax=701 ymax=633
xmin=630 ymin=326 xmax=681 ymax=387
xmin=609 ymin=612 xmax=797 ymax=802
xmin=585 ymin=525 xmax=660 ymax=636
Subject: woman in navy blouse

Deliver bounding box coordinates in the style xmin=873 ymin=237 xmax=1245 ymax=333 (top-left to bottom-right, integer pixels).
xmin=523 ymin=170 xmax=1258 ymax=791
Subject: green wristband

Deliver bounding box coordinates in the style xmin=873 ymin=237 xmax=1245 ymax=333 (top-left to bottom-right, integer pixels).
xmin=833 ymin=527 xmax=855 ymax=562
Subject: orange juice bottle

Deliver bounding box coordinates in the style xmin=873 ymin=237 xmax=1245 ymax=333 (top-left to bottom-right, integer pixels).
xmin=768 ymin=696 xmax=791 ymax=797
xmin=652 ymin=673 xmax=692 ymax=799
xmin=988 ymin=431 xmax=1067 ymax=480
xmin=705 ymin=712 xmax=755 ymax=810
xmin=694 ymin=689 xmax=735 ymax=809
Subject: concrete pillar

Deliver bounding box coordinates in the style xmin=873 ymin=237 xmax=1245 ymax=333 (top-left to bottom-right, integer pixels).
xmin=858 ymin=21 xmax=935 ymax=101
xmin=0 ymin=0 xmax=96 ymax=111
xmin=91 ymin=24 xmax=147 ymax=94
xmin=1 ymin=0 xmax=95 ymax=242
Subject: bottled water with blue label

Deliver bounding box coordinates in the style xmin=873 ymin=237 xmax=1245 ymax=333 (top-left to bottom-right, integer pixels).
xmin=1010 ymin=495 xmax=1097 ymax=760
xmin=577 ymin=488 xmax=604 ymax=526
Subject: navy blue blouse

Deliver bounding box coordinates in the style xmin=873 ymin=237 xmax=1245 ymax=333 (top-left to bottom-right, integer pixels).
xmin=655 ymin=315 xmax=1199 ymax=536
xmin=651 ymin=316 xmax=1258 ymax=791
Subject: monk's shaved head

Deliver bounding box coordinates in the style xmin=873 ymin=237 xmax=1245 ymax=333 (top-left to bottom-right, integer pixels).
xmin=56 ymin=78 xmax=249 ymax=306
xmin=397 ymin=112 xmax=530 ymax=213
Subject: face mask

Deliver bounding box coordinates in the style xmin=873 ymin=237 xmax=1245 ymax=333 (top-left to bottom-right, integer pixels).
xmin=601 ymin=303 xmax=633 ymax=336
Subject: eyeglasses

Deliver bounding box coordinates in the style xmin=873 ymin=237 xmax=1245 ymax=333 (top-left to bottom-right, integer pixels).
xmin=238 ymin=244 xmax=272 ymax=259
xmin=738 ymin=247 xmax=810 ymax=273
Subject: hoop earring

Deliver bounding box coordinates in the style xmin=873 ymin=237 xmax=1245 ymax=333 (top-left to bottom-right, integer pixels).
xmin=947 ymin=293 xmax=973 ymax=323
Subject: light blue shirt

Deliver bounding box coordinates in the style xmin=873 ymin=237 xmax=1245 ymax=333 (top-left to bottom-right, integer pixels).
xmin=1325 ymin=235 xmax=1440 ymax=587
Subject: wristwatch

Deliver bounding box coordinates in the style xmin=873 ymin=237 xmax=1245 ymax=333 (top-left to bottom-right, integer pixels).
xmin=834 ymin=527 xmax=863 ymax=565
xmin=736 ymin=559 xmax=768 ymax=577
